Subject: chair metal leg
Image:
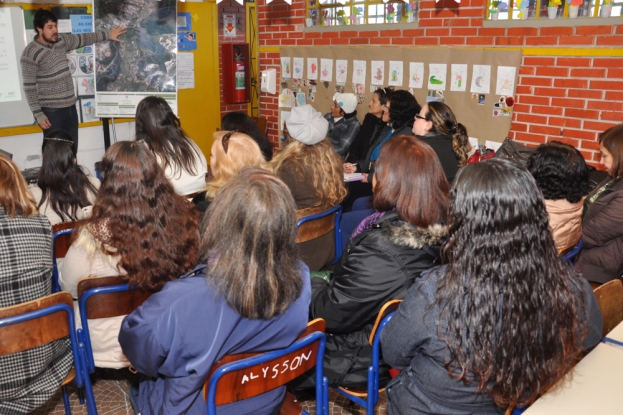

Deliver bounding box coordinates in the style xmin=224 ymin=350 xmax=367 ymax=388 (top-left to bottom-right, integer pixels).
xmin=77 ymin=387 xmax=85 ymax=404
xmin=61 ymin=385 xmax=72 ymax=415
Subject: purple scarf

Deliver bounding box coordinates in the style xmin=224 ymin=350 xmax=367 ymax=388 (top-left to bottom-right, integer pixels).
xmin=351 ymin=210 xmax=389 ymax=238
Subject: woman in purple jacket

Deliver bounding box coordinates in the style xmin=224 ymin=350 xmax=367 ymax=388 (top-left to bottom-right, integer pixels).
xmin=119 ymin=167 xmax=311 ymax=415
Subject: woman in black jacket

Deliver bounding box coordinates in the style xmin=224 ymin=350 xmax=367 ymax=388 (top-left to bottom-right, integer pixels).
xmin=413 ymin=101 xmax=471 ymax=183
xmin=307 ymin=135 xmax=449 ymax=389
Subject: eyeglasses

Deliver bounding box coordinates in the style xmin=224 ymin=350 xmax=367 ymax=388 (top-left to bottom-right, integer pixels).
xmin=415 ymin=114 xmax=426 ymax=120
xmin=221 ymin=130 xmax=239 ymax=154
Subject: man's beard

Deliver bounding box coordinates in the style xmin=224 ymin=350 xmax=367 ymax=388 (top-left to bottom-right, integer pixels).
xmin=41 ymin=33 xmax=58 ymax=44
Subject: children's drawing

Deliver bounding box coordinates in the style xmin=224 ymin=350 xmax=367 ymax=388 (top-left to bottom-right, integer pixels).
xmin=336 ymin=59 xmax=348 ymax=84
xmin=450 ymin=64 xmax=468 ymax=92
xmin=77 ymin=76 xmax=95 ymax=96
xmin=409 ymin=62 xmax=424 ymax=89
xmin=388 ymin=61 xmax=403 ymax=87
xmin=352 ymin=60 xmax=366 ymax=84
xmin=307 ymin=58 xmax=318 ymax=80
xmin=371 ymin=61 xmax=385 ymax=85
xmin=279 ymin=88 xmax=295 ymax=108
xmin=428 ymin=64 xmax=447 ymax=91
xmin=293 ymin=57 xmax=304 ymax=77
xmin=320 ymin=58 xmax=333 ymax=82
xmin=281 ymin=57 xmax=291 ymax=79
xmin=470 ymin=65 xmax=491 ymax=94
xmin=496 ymin=66 xmax=516 ymax=96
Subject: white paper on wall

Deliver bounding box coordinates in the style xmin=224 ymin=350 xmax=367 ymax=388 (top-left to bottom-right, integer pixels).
xmin=293 ymin=57 xmax=304 ymax=78
xmin=496 ymin=66 xmax=516 ymax=96
xmin=388 ymin=61 xmax=403 ymax=87
xmin=336 ymin=59 xmax=348 ymax=84
xmin=470 ymin=65 xmax=491 ymax=94
xmin=307 ymin=58 xmax=318 ymax=80
xmin=281 ymin=57 xmax=291 ymax=79
xmin=352 ymin=60 xmax=366 ymax=84
xmin=370 ymin=61 xmax=385 ymax=85
xmin=409 ymin=62 xmax=424 ymax=89
xmin=320 ymin=58 xmax=333 ymax=81
xmin=450 ymin=64 xmax=468 ymax=92
xmin=428 ymin=63 xmax=447 ymax=91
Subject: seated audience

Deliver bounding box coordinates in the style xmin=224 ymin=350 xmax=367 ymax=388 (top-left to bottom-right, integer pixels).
xmin=29 ymin=131 xmax=99 ymax=225
xmin=221 ymin=111 xmax=274 ymax=161
xmin=193 ymin=130 xmax=267 ymax=212
xmin=0 ymin=154 xmax=72 ymax=414
xmin=119 ymin=167 xmax=311 ymax=415
xmin=60 ymin=141 xmax=199 ymax=368
xmin=324 ymin=93 xmax=361 ymax=158
xmin=528 ymin=141 xmax=590 ymax=252
xmin=304 ymin=136 xmax=449 ymax=389
xmin=271 ymin=105 xmax=347 ymax=271
xmin=576 ymin=124 xmax=623 ymax=283
xmin=412 ymin=102 xmax=471 ymax=182
xmin=135 ymin=96 xmax=208 ymax=196
xmin=382 ymin=158 xmax=602 ymax=415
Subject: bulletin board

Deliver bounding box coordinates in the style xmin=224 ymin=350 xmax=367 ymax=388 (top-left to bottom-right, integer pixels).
xmin=278 ymin=47 xmax=523 ymax=145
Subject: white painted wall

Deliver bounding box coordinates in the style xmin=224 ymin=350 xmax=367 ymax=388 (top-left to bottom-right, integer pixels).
xmin=0 ymin=122 xmax=134 ymax=174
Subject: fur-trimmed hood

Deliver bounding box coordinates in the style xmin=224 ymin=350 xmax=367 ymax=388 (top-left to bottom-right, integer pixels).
xmin=376 ymin=212 xmax=448 ymax=250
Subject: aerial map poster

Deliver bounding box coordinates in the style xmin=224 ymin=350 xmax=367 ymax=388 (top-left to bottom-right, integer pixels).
xmin=93 ymin=0 xmax=177 ymax=117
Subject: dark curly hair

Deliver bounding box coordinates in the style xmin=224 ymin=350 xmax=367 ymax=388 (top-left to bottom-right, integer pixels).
xmin=388 ymin=90 xmax=420 ymax=131
xmin=436 ymin=158 xmax=588 ymax=409
xmin=528 ymin=141 xmax=590 ymax=203
xmin=86 ymin=141 xmax=199 ymax=290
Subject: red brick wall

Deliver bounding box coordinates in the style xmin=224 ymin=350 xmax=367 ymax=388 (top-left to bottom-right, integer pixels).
xmin=255 ymin=0 xmax=623 ymax=167
xmin=218 ymin=3 xmax=248 ymax=120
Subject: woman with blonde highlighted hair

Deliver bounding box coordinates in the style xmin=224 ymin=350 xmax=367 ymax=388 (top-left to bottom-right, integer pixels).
xmin=270 ymin=105 xmax=347 ymax=271
xmin=0 ymin=154 xmax=73 ymax=414
xmin=193 ymin=130 xmax=268 ymax=212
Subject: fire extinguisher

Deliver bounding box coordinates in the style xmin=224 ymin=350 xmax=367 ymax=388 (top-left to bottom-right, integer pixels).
xmin=233 ymin=46 xmax=246 ymax=103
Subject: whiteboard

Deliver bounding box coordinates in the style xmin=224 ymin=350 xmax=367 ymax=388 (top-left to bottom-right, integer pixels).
xmin=0 ymin=7 xmax=35 ymax=128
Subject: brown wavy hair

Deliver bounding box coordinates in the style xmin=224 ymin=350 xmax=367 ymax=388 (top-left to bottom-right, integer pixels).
xmin=84 ymin=141 xmax=199 ymax=289
xmin=599 ymin=124 xmax=623 ymax=180
xmin=271 ymin=138 xmax=347 ymax=208
xmin=374 ymin=135 xmax=449 ymax=227
xmin=201 ymin=167 xmax=302 ymax=319
xmin=425 ymin=102 xmax=471 ymax=167
xmin=436 ymin=158 xmax=588 ymax=409
xmin=0 ymin=154 xmax=37 ymax=218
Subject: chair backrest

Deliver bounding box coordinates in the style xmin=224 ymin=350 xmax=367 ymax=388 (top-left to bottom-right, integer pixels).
xmin=593 ymin=279 xmax=623 ymax=338
xmin=204 ymin=318 xmax=326 ymax=409
xmin=340 ymin=209 xmax=375 ymax=250
xmin=250 ymin=116 xmax=269 ymax=139
xmin=561 ymin=239 xmax=583 ymax=264
xmin=77 ymin=276 xmax=155 ymax=373
xmin=52 ymin=222 xmax=78 ymax=259
xmin=352 ymin=196 xmax=372 ymax=212
xmin=368 ymin=299 xmax=402 ymax=346
xmin=296 ymin=205 xmax=343 ymax=264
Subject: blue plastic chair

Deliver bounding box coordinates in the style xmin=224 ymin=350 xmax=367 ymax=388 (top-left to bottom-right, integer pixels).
xmin=77 ymin=276 xmax=153 ymax=374
xmin=352 ymin=196 xmax=372 ymax=212
xmin=334 ymin=300 xmax=402 ymax=415
xmin=0 ymin=291 xmax=97 ymax=415
xmin=204 ymin=318 xmax=329 ymax=415
xmin=52 ymin=225 xmax=77 ymax=293
xmin=340 ymin=209 xmax=376 ymax=250
xmin=297 ymin=205 xmax=343 ymax=264
xmin=562 ymin=239 xmax=583 ymax=265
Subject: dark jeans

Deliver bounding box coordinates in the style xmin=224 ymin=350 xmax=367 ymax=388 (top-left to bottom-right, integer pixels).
xmin=41 ymin=105 xmax=79 ymax=150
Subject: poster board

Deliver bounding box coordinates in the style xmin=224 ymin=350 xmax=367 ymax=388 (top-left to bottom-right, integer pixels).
xmin=93 ymin=0 xmax=177 ymax=117
xmin=0 ymin=7 xmax=34 ymax=129
xmin=278 ymin=47 xmax=522 ymax=145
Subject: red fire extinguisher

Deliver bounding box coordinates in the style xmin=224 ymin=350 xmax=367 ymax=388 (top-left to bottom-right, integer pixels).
xmin=233 ymin=46 xmax=246 ymax=103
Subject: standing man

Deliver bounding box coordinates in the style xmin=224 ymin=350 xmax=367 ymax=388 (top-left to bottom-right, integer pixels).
xmin=20 ymin=9 xmax=126 ymax=150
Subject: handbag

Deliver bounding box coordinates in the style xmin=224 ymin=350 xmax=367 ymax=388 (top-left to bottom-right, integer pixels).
xmin=493 ymin=137 xmax=535 ymax=166
xmin=467 ymin=146 xmax=495 ymax=164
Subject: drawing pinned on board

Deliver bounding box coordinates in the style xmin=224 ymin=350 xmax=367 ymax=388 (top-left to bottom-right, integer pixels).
xmin=428 ymin=64 xmax=447 ymax=91
xmin=496 ymin=66 xmax=516 ymax=96
xmin=67 ymin=56 xmax=77 ymax=75
xmin=281 ymin=57 xmax=291 ymax=79
xmin=352 ymin=60 xmax=366 ymax=84
xmin=296 ymin=92 xmax=306 ymax=106
xmin=336 ymin=59 xmax=348 ymax=84
xmin=409 ymin=62 xmax=424 ymax=89
xmin=388 ymin=61 xmax=403 ymax=87
xmin=293 ymin=57 xmax=304 ymax=77
xmin=470 ymin=65 xmax=491 ymax=94
xmin=279 ymin=88 xmax=295 ymax=108
xmin=307 ymin=58 xmax=318 ymax=80
xmin=371 ymin=61 xmax=385 ymax=85
xmin=478 ymin=94 xmax=486 ymax=105
xmin=77 ymin=76 xmax=95 ymax=96
xmin=320 ymin=58 xmax=333 ymax=81
xmin=335 ymin=84 xmax=345 ymax=94
xmin=450 ymin=64 xmax=467 ymax=92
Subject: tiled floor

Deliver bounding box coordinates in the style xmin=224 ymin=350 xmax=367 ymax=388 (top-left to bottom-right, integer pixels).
xmin=30 ymin=369 xmax=387 ymax=415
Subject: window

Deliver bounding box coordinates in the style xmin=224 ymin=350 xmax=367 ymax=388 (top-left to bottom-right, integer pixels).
xmin=306 ymin=0 xmax=418 ymax=27
xmin=487 ymin=0 xmax=620 ymax=20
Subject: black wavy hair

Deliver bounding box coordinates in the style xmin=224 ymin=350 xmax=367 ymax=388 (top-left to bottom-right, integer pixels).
xmin=528 ymin=141 xmax=590 ymax=203
xmin=375 ymin=87 xmax=392 ymax=107
xmin=37 ymin=131 xmax=98 ymax=221
xmin=33 ymin=9 xmax=57 ymax=31
xmin=388 ymin=90 xmax=420 ymax=131
xmin=436 ymin=158 xmax=588 ymax=409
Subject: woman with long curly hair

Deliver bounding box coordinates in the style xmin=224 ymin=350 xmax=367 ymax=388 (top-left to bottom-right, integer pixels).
xmin=381 ymin=158 xmax=602 ymax=415
xmin=412 ymin=101 xmax=471 ymax=182
xmin=29 ymin=131 xmax=99 ymax=225
xmin=528 ymin=141 xmax=590 ymax=252
xmin=135 ymin=96 xmax=208 ymax=196
xmin=60 ymin=141 xmax=199 ymax=368
xmin=270 ymin=104 xmax=347 ymax=271
xmin=575 ymin=124 xmax=623 ymax=283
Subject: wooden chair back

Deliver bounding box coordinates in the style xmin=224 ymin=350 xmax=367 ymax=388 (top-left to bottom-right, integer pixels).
xmin=52 ymin=222 xmax=78 ymax=259
xmin=368 ymin=299 xmax=402 ymax=346
xmin=593 ymin=279 xmax=623 ymax=338
xmin=0 ymin=292 xmax=74 ymax=356
xmin=250 ymin=116 xmax=269 ymax=138
xmin=204 ymin=318 xmax=326 ymax=406
xmin=296 ymin=210 xmax=335 ymax=243
xmin=77 ymin=276 xmax=154 ymax=320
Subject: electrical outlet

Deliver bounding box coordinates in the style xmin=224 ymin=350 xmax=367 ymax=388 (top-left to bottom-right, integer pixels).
xmin=26 ymin=154 xmax=40 ymax=161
